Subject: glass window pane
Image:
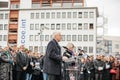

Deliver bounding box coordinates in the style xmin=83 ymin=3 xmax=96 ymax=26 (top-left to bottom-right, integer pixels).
xmin=72 ymin=35 xmax=76 ymax=41
xmin=40 ymin=35 xmax=44 ymax=41
xmin=51 ymin=24 xmax=55 ymax=30
xmin=35 ymin=24 xmax=39 ymax=30
xmin=0 ymin=24 xmax=3 ymax=30
xmin=36 ymin=13 xmax=39 ymax=19
xmin=67 ymin=12 xmax=71 ymax=18
xmin=83 ymin=47 xmax=87 ymax=53
xmin=35 ymin=35 xmax=39 ymax=41
xmin=62 ymin=35 xmax=65 ymax=41
xmin=5 ymin=13 xmax=8 ymax=19
xmin=78 ymin=23 xmax=82 ymax=30
xmin=31 ymin=13 xmax=34 ymax=19
xmin=89 ymin=23 xmax=94 ymax=29
xmin=78 ymin=12 xmax=82 ymax=18
xmin=84 ymin=12 xmax=88 ymax=18
xmin=45 ymin=35 xmax=49 ymax=41
xmin=46 ymin=12 xmax=50 ymax=19
xmin=29 ymin=46 xmax=33 ymax=51
xmin=72 ymin=23 xmax=77 ymax=30
xmin=41 ymin=12 xmax=45 ymax=19
xmin=83 ymin=35 xmax=88 ymax=41
xmin=89 ymin=35 xmax=93 ymax=41
xmin=4 ymin=24 xmax=8 ymax=30
xmin=0 ymin=14 xmax=4 ymax=19
xmin=62 ymin=23 xmax=66 ymax=30
xmin=67 ymin=23 xmax=71 ymax=30
xmin=57 ymin=12 xmax=61 ymax=18
xmin=67 ymin=35 xmax=71 ymax=41
xmin=51 ymin=12 xmax=55 ymax=19
xmin=34 ymin=46 xmax=38 ymax=52
xmin=62 ymin=12 xmax=66 ymax=18
xmin=0 ymin=35 xmax=2 ymax=41
xmin=73 ymin=12 xmax=77 ymax=18
xmin=78 ymin=35 xmax=82 ymax=41
xmin=84 ymin=23 xmax=88 ymax=30
xmin=30 ymin=24 xmax=34 ymax=30
xmin=3 ymin=35 xmax=7 ymax=41
xmin=56 ymin=24 xmax=60 ymax=30
xmin=89 ymin=47 xmax=93 ymax=53
xmin=89 ymin=12 xmax=94 ymax=18
xmin=29 ymin=35 xmax=33 ymax=41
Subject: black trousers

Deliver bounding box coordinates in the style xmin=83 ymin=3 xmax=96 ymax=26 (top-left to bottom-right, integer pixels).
xmin=16 ymin=71 xmax=26 ymax=80
xmin=48 ymin=74 xmax=61 ymax=80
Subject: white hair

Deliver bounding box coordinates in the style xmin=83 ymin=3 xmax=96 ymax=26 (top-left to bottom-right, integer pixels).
xmin=52 ymin=31 xmax=61 ymax=39
xmin=66 ymin=43 xmax=74 ymax=49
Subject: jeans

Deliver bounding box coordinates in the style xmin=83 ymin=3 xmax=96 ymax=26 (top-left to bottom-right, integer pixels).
xmin=26 ymin=73 xmax=32 ymax=80
xmin=43 ymin=73 xmax=48 ymax=80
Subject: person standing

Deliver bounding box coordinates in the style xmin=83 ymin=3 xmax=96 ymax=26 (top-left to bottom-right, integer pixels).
xmin=43 ymin=32 xmax=68 ymax=80
xmin=16 ymin=45 xmax=29 ymax=80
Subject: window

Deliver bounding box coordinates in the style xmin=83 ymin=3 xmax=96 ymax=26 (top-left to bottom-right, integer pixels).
xmin=89 ymin=23 xmax=94 ymax=29
xmin=40 ymin=35 xmax=44 ymax=41
xmin=29 ymin=46 xmax=33 ymax=51
xmin=72 ymin=23 xmax=77 ymax=30
xmin=41 ymin=24 xmax=44 ymax=30
xmin=45 ymin=35 xmax=49 ymax=41
xmin=115 ymin=44 xmax=119 ymax=49
xmin=83 ymin=47 xmax=87 ymax=53
xmin=51 ymin=12 xmax=55 ymax=19
xmin=29 ymin=35 xmax=34 ymax=41
xmin=89 ymin=35 xmax=93 ymax=41
xmin=56 ymin=24 xmax=60 ymax=30
xmin=62 ymin=12 xmax=66 ymax=18
xmin=57 ymin=12 xmax=61 ymax=18
xmin=30 ymin=24 xmax=34 ymax=30
xmin=67 ymin=23 xmax=71 ymax=30
xmin=72 ymin=35 xmax=76 ymax=41
xmin=78 ymin=35 xmax=82 ymax=41
xmin=89 ymin=12 xmax=94 ymax=18
xmin=83 ymin=35 xmax=88 ymax=41
xmin=46 ymin=12 xmax=50 ymax=19
xmin=35 ymin=24 xmax=39 ymax=30
xmin=36 ymin=13 xmax=39 ymax=19
xmin=34 ymin=46 xmax=38 ymax=52
xmin=4 ymin=24 xmax=8 ymax=30
xmin=78 ymin=23 xmax=82 ymax=30
xmin=0 ymin=13 xmax=3 ymax=19
xmin=41 ymin=12 xmax=45 ymax=19
xmin=0 ymin=24 xmax=3 ymax=30
xmin=0 ymin=35 xmax=2 ymax=41
xmin=78 ymin=12 xmax=82 ymax=18
xmin=73 ymin=12 xmax=77 ymax=18
xmin=62 ymin=23 xmax=66 ymax=30
xmin=67 ymin=35 xmax=71 ymax=41
xmin=84 ymin=23 xmax=88 ymax=30
xmin=5 ymin=13 xmax=8 ymax=19
xmin=89 ymin=47 xmax=93 ymax=53
xmin=62 ymin=35 xmax=65 ymax=41
xmin=35 ymin=35 xmax=38 ymax=41
xmin=3 ymin=35 xmax=7 ymax=41
xmin=51 ymin=24 xmax=55 ymax=30
xmin=31 ymin=13 xmax=34 ymax=19
xmin=45 ymin=24 xmax=50 ymax=30
xmin=67 ymin=12 xmax=71 ymax=18
xmin=84 ymin=12 xmax=88 ymax=18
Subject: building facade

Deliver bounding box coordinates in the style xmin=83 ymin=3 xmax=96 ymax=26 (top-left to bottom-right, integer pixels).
xmin=97 ymin=36 xmax=120 ymax=55
xmin=0 ymin=0 xmax=99 ymax=56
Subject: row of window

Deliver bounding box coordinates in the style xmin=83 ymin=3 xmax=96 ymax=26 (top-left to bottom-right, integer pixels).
xmin=29 ymin=46 xmax=94 ymax=53
xmin=30 ymin=23 xmax=94 ymax=30
xmin=0 ymin=24 xmax=8 ymax=30
xmin=0 ymin=35 xmax=8 ymax=41
xmin=30 ymin=11 xmax=94 ymax=19
xmin=0 ymin=13 xmax=9 ymax=19
xmin=29 ymin=35 xmax=94 ymax=42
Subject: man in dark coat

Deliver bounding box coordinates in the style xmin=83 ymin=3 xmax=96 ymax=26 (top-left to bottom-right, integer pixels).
xmin=16 ymin=45 xmax=29 ymax=80
xmin=43 ymin=32 xmax=68 ymax=80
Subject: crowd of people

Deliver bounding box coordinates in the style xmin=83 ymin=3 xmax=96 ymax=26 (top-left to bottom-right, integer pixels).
xmin=0 ymin=32 xmax=120 ymax=80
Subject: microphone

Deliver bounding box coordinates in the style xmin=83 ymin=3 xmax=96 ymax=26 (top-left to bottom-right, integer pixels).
xmin=63 ymin=46 xmax=68 ymax=50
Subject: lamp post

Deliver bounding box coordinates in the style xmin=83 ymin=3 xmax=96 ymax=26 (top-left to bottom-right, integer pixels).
xmin=38 ymin=26 xmax=49 ymax=54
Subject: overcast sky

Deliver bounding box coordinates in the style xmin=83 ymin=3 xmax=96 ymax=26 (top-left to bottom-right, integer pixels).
xmin=86 ymin=0 xmax=120 ymax=36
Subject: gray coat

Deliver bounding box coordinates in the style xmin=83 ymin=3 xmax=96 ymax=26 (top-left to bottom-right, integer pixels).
xmin=0 ymin=51 xmax=13 ymax=80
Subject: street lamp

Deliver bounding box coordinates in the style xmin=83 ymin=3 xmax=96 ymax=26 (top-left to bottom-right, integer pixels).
xmin=38 ymin=26 xmax=49 ymax=54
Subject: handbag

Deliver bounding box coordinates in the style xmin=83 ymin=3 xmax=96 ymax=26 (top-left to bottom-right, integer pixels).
xmin=110 ymin=69 xmax=117 ymax=74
